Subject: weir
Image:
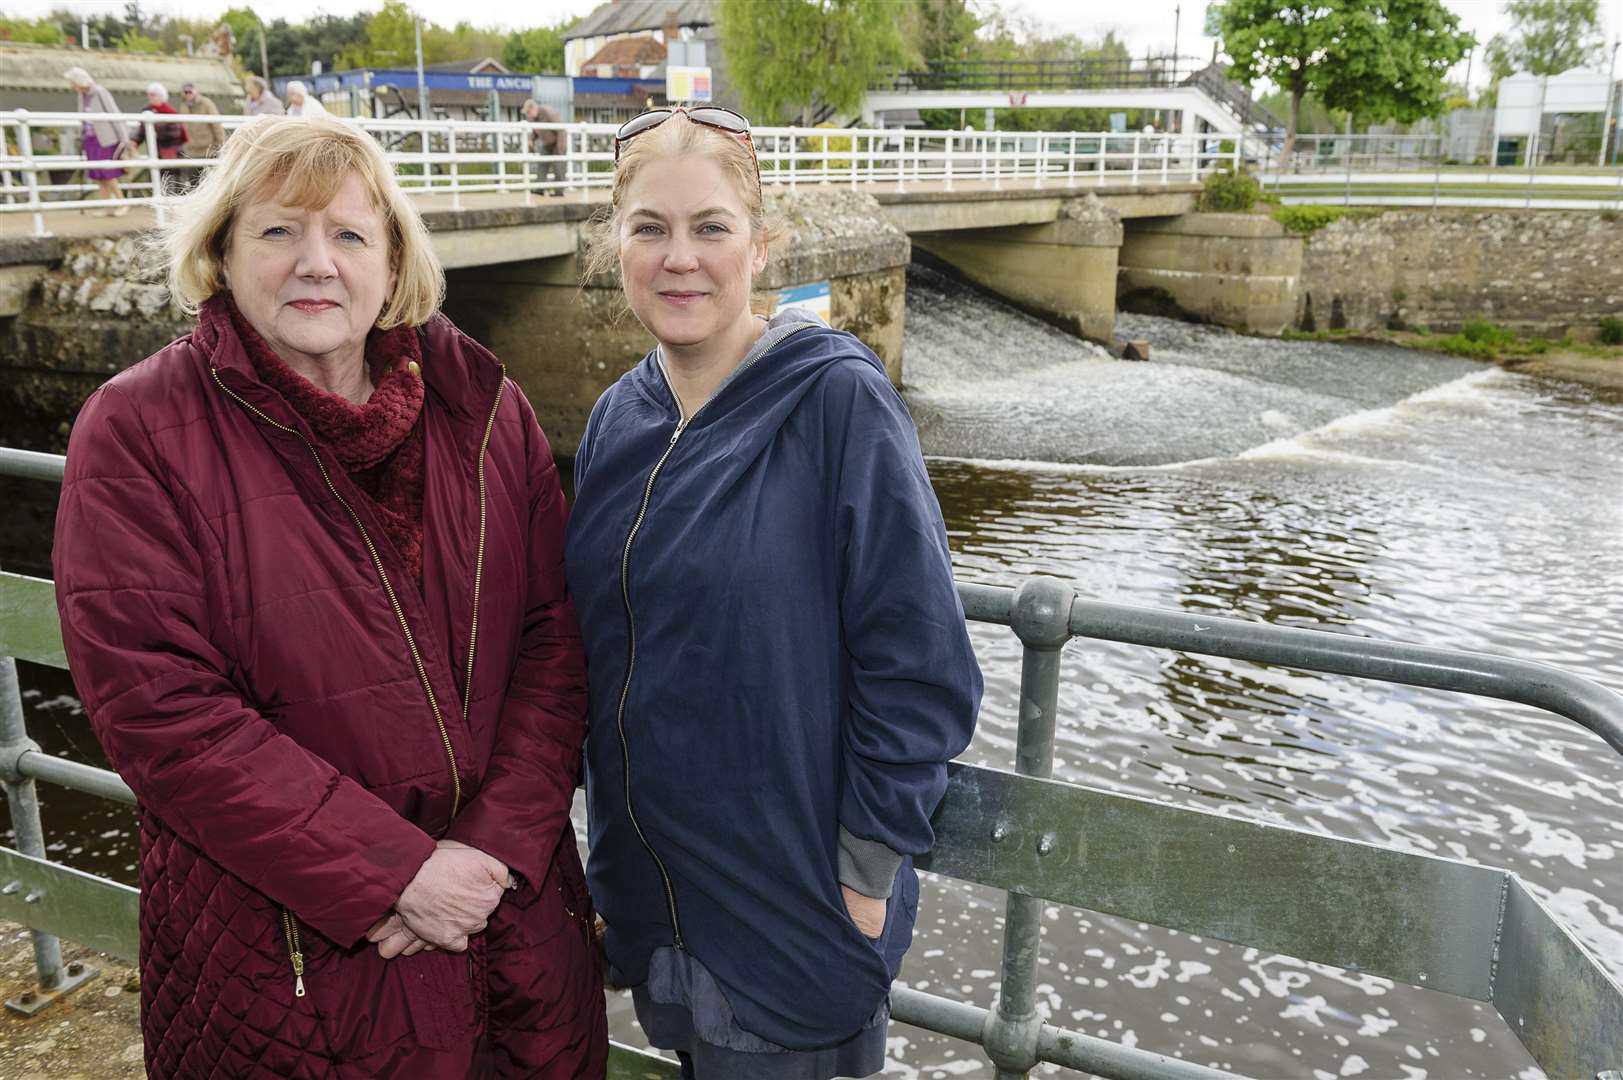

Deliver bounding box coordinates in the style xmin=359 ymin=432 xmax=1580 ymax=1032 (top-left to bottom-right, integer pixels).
xmin=1 ymin=446 xmax=1621 ymax=1077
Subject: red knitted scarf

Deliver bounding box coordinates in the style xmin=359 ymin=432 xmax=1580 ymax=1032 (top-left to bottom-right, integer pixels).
xmin=227 ymin=298 xmax=428 ymax=583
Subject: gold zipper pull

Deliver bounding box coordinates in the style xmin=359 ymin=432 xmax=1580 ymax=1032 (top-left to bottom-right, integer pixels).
xmin=292 ymin=952 xmax=305 ymax=998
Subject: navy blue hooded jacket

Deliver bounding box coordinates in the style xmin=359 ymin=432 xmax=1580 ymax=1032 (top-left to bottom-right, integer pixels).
xmin=565 ymin=318 xmax=982 ymax=1050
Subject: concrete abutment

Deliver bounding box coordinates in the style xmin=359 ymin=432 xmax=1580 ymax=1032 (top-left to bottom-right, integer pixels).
xmin=912 ymin=196 xmax=1124 ymax=343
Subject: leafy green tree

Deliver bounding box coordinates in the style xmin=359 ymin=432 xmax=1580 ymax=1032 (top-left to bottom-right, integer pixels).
xmin=904 ymin=0 xmax=980 ymax=64
xmin=720 ymin=0 xmax=910 ymax=124
xmin=116 ymin=29 xmax=164 ymax=53
xmin=1218 ymin=0 xmax=1472 ymax=159
xmin=1486 ymin=0 xmax=1606 ymax=79
xmin=503 ymin=18 xmax=579 ymax=73
xmin=0 ymin=15 xmax=67 ymax=44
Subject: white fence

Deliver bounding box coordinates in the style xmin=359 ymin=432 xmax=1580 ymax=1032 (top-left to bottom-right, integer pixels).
xmin=1 ymin=109 xmax=1240 ymax=236
xmin=4 ymin=111 xmax=1620 ymax=238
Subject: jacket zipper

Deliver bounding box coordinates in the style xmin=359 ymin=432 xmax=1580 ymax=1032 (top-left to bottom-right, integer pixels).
xmin=614 ymin=414 xmax=692 ymax=949
xmin=614 ymin=331 xmax=815 ymax=950
xmin=281 ymin=909 xmax=306 ymax=997
xmin=213 ymin=364 xmax=503 ymax=990
xmin=461 ymin=374 xmax=505 ymax=735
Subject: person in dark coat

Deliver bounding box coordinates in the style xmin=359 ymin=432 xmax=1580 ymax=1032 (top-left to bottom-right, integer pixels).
xmin=565 ymin=107 xmax=983 ymax=1079
xmin=53 ymin=114 xmax=606 ymax=1078
xmin=522 ymin=99 xmax=564 ymax=195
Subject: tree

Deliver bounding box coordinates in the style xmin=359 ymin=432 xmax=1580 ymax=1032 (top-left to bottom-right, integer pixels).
xmin=1486 ymin=0 xmax=1606 ymax=79
xmin=1218 ymin=0 xmax=1472 ymax=160
xmin=0 ymin=15 xmax=67 ymax=44
xmin=903 ymin=0 xmax=980 ymax=64
xmin=720 ymin=0 xmax=910 ymax=124
xmin=503 ymin=19 xmax=577 ymax=73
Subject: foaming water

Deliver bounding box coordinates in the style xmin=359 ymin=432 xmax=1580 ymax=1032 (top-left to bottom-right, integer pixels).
xmin=904 ymin=262 xmax=1484 ymax=466
xmin=8 ymin=275 xmax=1620 ymax=1077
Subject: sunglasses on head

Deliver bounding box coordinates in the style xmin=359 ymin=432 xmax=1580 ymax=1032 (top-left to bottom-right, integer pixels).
xmin=614 ymin=106 xmax=760 ymax=183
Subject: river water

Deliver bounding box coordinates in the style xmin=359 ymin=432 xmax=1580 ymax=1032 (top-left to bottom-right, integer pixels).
xmin=9 ymin=265 xmax=1622 ymax=1078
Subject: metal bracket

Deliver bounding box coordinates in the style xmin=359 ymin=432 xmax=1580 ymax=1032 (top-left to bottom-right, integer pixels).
xmin=0 ymin=734 xmax=40 ymax=785
xmin=4 ymin=958 xmax=98 ymax=1017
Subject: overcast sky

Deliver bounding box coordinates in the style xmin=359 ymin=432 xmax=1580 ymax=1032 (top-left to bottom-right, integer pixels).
xmin=8 ymin=0 xmax=1622 ymax=93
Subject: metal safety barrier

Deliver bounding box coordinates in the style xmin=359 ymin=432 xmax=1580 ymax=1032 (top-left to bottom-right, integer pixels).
xmin=1 ymin=444 xmax=1621 ymax=1077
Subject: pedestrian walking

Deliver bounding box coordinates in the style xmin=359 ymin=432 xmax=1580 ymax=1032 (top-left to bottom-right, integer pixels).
xmin=177 ymin=82 xmax=224 ymax=191
xmin=284 ymin=80 xmax=326 ymax=118
xmin=138 ymin=83 xmax=187 ymax=195
xmin=64 ymin=65 xmax=132 ymax=215
xmin=244 ymin=75 xmax=285 ymax=117
xmin=522 ymin=99 xmax=563 ymax=194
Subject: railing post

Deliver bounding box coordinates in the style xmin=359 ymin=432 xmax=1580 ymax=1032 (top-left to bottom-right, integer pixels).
xmin=15 ymin=111 xmax=48 ymax=238
xmin=0 ymin=646 xmax=95 ymax=1013
xmin=982 ymin=575 xmax=1073 ymax=1079
xmin=446 ymin=123 xmax=461 ymax=210
xmin=0 ymin=653 xmax=62 ymax=988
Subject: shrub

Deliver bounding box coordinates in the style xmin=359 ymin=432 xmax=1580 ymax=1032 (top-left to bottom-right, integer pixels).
xmin=1600 ymin=208 xmax=1620 ymax=223
xmin=1199 ymin=167 xmax=1260 ymax=212
xmin=1271 ymin=204 xmax=1381 ymax=235
xmin=1600 ymin=317 xmax=1623 ymax=346
xmin=1460 ymin=320 xmax=1518 ymax=349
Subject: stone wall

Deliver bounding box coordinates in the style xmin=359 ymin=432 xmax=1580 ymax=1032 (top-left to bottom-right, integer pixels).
xmin=1296 ymin=210 xmax=1623 ymax=337
xmin=1 ymin=235 xmax=191 ymax=451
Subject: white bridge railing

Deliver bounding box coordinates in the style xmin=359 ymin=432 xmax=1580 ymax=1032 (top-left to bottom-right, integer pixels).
xmin=5 ymin=111 xmax=1620 ymax=237
xmin=2 ymin=109 xmax=1238 ymax=236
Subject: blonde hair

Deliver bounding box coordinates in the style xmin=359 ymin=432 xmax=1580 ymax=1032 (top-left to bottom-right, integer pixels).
xmin=583 ymin=111 xmax=776 ymax=286
xmin=161 ymin=115 xmax=443 ymax=328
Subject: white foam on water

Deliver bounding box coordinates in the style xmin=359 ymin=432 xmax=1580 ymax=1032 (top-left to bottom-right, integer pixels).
xmin=1238 ymin=368 xmax=1507 ymax=464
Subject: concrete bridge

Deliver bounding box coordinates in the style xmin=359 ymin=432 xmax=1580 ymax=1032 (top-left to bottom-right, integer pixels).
xmin=1 ymin=179 xmax=1305 ymax=456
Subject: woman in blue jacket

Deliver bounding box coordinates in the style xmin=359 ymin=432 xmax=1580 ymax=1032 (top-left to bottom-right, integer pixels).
xmin=565 ymin=107 xmax=983 ymax=1079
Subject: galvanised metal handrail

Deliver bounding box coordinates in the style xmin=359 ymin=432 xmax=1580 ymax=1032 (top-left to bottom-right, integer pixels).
xmin=2 ymin=446 xmax=1622 ymax=1077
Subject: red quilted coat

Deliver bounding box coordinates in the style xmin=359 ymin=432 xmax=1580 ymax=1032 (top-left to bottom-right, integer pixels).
xmin=53 ymin=298 xmax=607 ymax=1077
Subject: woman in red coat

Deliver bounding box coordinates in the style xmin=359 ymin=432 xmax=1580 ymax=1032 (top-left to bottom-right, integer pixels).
xmin=52 ymin=114 xmax=606 ymax=1077
xmin=139 ymin=82 xmax=188 ymax=195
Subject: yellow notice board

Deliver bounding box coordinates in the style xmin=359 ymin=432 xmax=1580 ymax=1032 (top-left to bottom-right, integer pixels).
xmin=666 ymin=67 xmax=713 ymax=103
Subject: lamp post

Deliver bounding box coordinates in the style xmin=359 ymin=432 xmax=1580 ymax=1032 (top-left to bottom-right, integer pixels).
xmin=415 ymin=16 xmax=429 ymax=119
xmin=1600 ymin=38 xmax=1619 ymax=167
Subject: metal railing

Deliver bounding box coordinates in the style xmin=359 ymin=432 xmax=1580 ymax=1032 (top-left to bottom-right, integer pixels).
xmin=1255 ymin=132 xmax=1623 ymax=210
xmin=1 ymin=109 xmax=1242 ymax=238
xmin=7 ymin=111 xmax=1622 ymax=231
xmin=873 ymin=55 xmax=1214 ymax=93
xmin=2 ymin=443 xmax=1622 ymax=1078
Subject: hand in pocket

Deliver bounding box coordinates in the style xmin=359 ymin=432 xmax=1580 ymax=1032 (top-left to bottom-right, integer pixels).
xmin=841 ymin=885 xmax=886 ymax=940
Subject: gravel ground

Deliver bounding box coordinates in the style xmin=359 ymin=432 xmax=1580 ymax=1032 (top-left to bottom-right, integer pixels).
xmin=0 ymin=922 xmax=142 ymax=1079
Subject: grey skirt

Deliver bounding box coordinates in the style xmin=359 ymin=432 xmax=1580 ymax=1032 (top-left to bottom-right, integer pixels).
xmin=630 ymin=946 xmax=889 ymax=1080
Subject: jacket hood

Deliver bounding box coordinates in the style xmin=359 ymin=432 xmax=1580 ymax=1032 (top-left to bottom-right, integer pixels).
xmin=624 ymin=313 xmax=880 ymax=432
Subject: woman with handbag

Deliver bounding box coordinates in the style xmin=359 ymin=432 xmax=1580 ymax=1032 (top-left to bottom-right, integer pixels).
xmin=64 ymin=66 xmax=132 ymax=215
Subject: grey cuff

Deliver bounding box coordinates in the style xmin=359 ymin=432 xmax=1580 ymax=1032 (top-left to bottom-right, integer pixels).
xmin=837 ymin=827 xmax=904 ymax=899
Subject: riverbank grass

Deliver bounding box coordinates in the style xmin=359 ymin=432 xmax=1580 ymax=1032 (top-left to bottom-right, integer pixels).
xmin=1286 ymin=320 xmax=1623 ymax=391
